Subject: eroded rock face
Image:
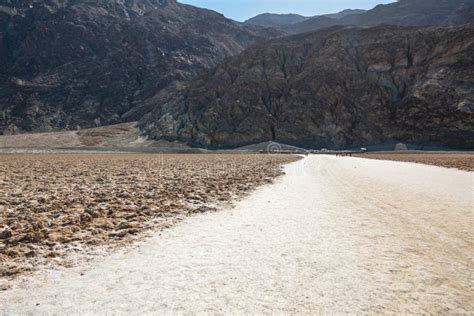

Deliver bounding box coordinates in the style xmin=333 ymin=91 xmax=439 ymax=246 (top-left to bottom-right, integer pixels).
xmin=0 ymin=0 xmax=280 ymax=134
xmin=141 ymin=25 xmax=474 ymax=150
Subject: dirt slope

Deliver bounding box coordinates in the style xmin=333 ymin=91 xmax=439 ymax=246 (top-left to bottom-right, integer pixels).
xmin=0 ymin=122 xmax=153 ymax=148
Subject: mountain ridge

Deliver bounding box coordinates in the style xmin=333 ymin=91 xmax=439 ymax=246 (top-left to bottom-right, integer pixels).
xmin=1 ymin=0 xmax=473 ymax=151
xmin=245 ymin=13 xmax=309 ymax=28
xmin=140 ymin=24 xmax=474 ymax=150
xmin=243 ymin=9 xmax=367 ymax=30
xmin=0 ymin=0 xmax=280 ymax=134
xmin=280 ymin=0 xmax=473 ymax=34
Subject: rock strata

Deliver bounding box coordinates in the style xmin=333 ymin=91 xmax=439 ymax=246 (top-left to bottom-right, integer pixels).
xmin=0 ymin=0 xmax=279 ymax=134
xmin=141 ymin=25 xmax=474 ymax=149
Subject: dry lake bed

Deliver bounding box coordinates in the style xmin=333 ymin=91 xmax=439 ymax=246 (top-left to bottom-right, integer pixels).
xmin=0 ymin=153 xmax=472 ymax=314
xmin=0 ymin=153 xmax=298 ymax=278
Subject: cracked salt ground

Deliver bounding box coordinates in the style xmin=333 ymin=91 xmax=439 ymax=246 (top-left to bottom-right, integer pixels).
xmin=0 ymin=154 xmax=296 ymax=277
xmin=1 ymin=156 xmax=473 ymax=313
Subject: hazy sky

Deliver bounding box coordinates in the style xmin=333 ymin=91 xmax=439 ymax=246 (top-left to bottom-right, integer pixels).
xmin=178 ymin=0 xmax=395 ymax=22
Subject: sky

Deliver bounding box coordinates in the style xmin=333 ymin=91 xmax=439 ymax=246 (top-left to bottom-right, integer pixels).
xmin=178 ymin=0 xmax=395 ymax=22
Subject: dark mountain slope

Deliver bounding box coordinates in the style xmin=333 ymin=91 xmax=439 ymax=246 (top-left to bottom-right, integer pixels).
xmin=0 ymin=0 xmax=280 ymax=134
xmin=141 ymin=24 xmax=474 ymax=150
xmin=290 ymin=0 xmax=474 ymax=34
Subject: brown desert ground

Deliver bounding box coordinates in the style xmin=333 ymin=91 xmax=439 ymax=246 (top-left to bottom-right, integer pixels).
xmin=0 ymin=153 xmax=299 ymax=279
xmin=354 ymin=152 xmax=474 ymax=171
xmin=0 ymin=123 xmax=149 ymax=149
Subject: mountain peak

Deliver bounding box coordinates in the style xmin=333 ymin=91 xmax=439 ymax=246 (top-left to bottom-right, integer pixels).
xmin=245 ymin=13 xmax=309 ymax=28
xmin=0 ymin=0 xmax=279 ymax=134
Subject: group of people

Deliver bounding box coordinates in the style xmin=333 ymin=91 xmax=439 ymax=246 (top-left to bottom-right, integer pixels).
xmin=335 ymin=152 xmax=352 ymax=157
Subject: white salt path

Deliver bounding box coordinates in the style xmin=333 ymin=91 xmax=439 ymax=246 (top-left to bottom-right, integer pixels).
xmin=2 ymin=156 xmax=473 ymax=314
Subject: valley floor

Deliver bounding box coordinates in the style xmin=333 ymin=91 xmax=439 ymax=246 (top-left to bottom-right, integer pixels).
xmin=354 ymin=152 xmax=474 ymax=171
xmin=1 ymin=156 xmax=473 ymax=313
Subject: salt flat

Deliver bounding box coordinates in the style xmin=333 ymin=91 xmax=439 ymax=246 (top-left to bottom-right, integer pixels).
xmin=2 ymin=155 xmax=473 ymax=314
xmin=0 ymin=154 xmax=296 ymax=276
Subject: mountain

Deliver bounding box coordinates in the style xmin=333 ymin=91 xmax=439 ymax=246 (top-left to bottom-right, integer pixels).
xmin=140 ymin=24 xmax=474 ymax=150
xmin=244 ymin=13 xmax=309 ymax=28
xmin=322 ymin=9 xmax=367 ymax=20
xmin=243 ymin=9 xmax=366 ymax=30
xmin=0 ymin=0 xmax=280 ymax=134
xmin=289 ymin=0 xmax=474 ymax=34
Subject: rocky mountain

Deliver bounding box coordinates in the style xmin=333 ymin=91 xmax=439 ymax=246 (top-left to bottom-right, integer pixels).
xmin=244 ymin=13 xmax=309 ymax=28
xmin=244 ymin=9 xmax=366 ymax=30
xmin=289 ymin=0 xmax=474 ymax=34
xmin=140 ymin=24 xmax=474 ymax=150
xmin=0 ymin=0 xmax=280 ymax=134
xmin=322 ymin=9 xmax=366 ymax=20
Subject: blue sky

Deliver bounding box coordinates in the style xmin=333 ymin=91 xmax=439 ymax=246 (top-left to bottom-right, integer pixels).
xmin=178 ymin=0 xmax=395 ymax=22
